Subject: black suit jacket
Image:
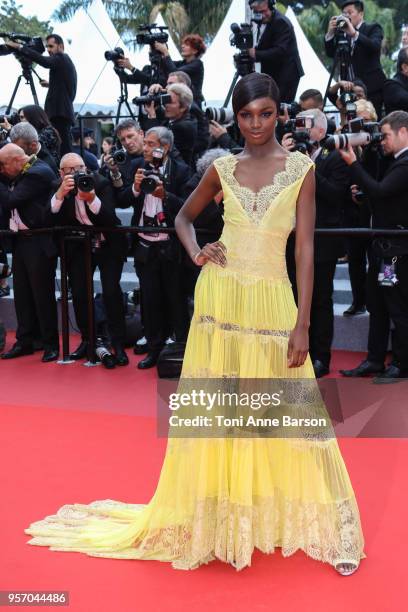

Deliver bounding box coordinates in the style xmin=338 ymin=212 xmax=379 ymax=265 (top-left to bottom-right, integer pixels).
xmin=255 ymin=10 xmax=304 ymax=102
xmin=350 ymin=150 xmax=408 ymax=231
xmin=51 ymin=173 xmax=128 ymax=258
xmin=116 ymin=156 xmax=191 ymax=226
xmin=143 ymin=114 xmax=198 ymax=167
xmin=314 ymin=148 xmax=350 ymax=262
xmin=325 ymin=22 xmax=386 ymax=95
xmin=162 ymin=57 xmax=204 ymax=104
xmin=0 ymin=158 xmax=57 ymax=257
xmin=383 ymin=72 xmax=408 ymax=114
xmin=19 ymin=48 xmax=77 ymax=123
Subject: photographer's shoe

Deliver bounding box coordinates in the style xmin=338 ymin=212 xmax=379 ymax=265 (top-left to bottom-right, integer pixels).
xmin=1 ymin=342 xmax=34 ymax=359
xmin=69 ymin=340 xmax=88 ymax=360
xmin=134 ymin=336 xmax=148 ymax=355
xmin=42 ymin=348 xmax=59 ymax=363
xmin=343 ymin=304 xmax=366 ymax=317
xmin=137 ymin=351 xmax=160 ymax=370
xmin=313 ymin=360 xmax=329 ymax=378
xmin=373 ymin=365 xmax=408 ymax=385
xmin=340 ymin=360 xmax=384 ymax=377
xmin=114 ymin=345 xmax=129 ymax=366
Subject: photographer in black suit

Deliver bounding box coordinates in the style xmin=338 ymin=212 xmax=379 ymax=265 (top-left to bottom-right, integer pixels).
xmin=383 ymin=48 xmax=408 ymax=114
xmin=7 ymin=34 xmax=77 ymax=155
xmin=101 ymin=119 xmax=144 ymax=196
xmin=0 ymin=144 xmax=59 ymax=362
xmin=9 ymin=122 xmax=59 ymax=177
xmin=248 ymin=0 xmax=304 ymax=103
xmin=51 ymin=153 xmax=129 ymax=366
xmin=339 ymin=111 xmax=408 ymax=381
xmin=283 ymin=109 xmax=350 ymax=377
xmin=119 ymin=126 xmax=191 ymax=369
xmin=325 ymin=1 xmax=386 ymax=118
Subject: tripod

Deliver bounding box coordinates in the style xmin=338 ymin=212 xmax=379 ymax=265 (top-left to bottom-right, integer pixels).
xmin=323 ymin=34 xmax=355 ymax=109
xmin=6 ymin=62 xmax=41 ymax=114
xmin=115 ymin=71 xmax=136 ymax=125
xmin=223 ymin=52 xmax=255 ymax=108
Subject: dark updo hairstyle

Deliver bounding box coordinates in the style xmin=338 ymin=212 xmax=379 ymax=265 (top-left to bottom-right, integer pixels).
xmin=232 ymin=73 xmax=280 ymax=116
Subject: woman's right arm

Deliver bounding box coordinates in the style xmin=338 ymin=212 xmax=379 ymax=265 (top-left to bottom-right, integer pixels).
xmin=175 ymin=163 xmax=226 ymax=267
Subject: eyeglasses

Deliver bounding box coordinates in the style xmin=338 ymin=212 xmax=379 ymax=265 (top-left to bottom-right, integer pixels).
xmin=61 ymin=165 xmax=86 ymax=173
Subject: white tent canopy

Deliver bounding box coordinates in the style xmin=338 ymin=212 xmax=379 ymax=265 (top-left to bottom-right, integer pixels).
xmin=286 ymin=7 xmax=332 ymax=99
xmin=202 ymin=0 xmax=246 ymax=105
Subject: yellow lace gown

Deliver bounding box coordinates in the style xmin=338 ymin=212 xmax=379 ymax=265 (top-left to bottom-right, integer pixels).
xmin=25 ymin=152 xmax=365 ymax=571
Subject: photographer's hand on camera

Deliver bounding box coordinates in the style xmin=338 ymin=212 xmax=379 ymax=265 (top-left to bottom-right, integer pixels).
xmin=154 ymin=42 xmax=169 ymax=57
xmin=327 ymin=16 xmax=339 ymax=37
xmin=116 ymin=57 xmax=134 ymax=71
xmin=209 ymin=120 xmax=227 ymax=140
xmin=133 ymin=168 xmax=146 ymax=194
xmin=0 ymin=117 xmax=11 ymax=132
xmin=144 ymin=100 xmax=157 ymax=119
xmin=281 ymin=133 xmax=296 ymax=152
xmin=152 ymin=181 xmax=165 ymax=200
xmin=339 ymin=143 xmax=357 ymax=166
xmin=55 ymin=174 xmax=76 ymax=200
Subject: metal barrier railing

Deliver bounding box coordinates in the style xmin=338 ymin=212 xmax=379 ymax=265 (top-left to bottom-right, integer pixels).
xmin=1 ymin=225 xmax=407 ymax=365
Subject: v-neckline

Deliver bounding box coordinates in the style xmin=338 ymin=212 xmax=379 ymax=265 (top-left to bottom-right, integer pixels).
xmin=230 ymin=152 xmax=292 ymax=197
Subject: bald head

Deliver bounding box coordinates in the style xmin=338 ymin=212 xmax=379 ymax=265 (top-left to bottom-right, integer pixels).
xmin=0 ymin=144 xmax=29 ymax=178
xmin=59 ymin=153 xmax=86 ymax=178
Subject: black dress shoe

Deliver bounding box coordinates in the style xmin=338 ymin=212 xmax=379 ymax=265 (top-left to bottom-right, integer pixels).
xmin=340 ymin=359 xmax=384 ymax=377
xmin=373 ymin=364 xmax=408 ymax=384
xmin=137 ymin=351 xmax=160 ymax=370
xmin=42 ymin=348 xmax=59 ymax=363
xmin=313 ymin=360 xmax=329 ymax=378
xmin=343 ymin=304 xmax=367 ymax=317
xmin=113 ymin=345 xmax=129 ymax=366
xmin=134 ymin=344 xmax=148 ymax=355
xmin=1 ymin=343 xmax=34 ymax=359
xmin=69 ymin=340 xmax=88 ymax=360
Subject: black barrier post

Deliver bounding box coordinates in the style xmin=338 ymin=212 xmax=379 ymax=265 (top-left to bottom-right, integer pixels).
xmin=84 ymin=231 xmax=98 ymax=367
xmin=58 ymin=233 xmax=74 ymax=364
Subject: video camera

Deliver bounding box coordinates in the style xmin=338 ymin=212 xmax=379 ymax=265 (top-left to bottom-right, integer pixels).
xmin=283 ymin=116 xmax=315 ymax=155
xmin=325 ymin=119 xmax=384 ymax=151
xmin=0 ymin=32 xmax=45 ymax=70
xmin=140 ymin=148 xmax=165 ymax=195
xmin=230 ymin=23 xmax=255 ymax=77
xmin=136 ymin=23 xmax=169 ymax=47
xmin=132 ymin=92 xmax=172 ymax=107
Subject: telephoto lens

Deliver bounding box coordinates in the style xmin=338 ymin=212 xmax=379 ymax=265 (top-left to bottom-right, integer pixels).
xmin=95 ymin=338 xmax=116 ymax=369
xmin=74 ymin=171 xmax=95 ymax=193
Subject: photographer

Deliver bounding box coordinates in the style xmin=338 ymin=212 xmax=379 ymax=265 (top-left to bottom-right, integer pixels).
xmin=143 ymin=83 xmax=197 ymax=167
xmin=51 ymin=153 xmax=129 ymax=366
xmin=283 ymin=109 xmax=350 ymax=377
xmin=0 ymin=144 xmax=59 ymax=362
xmin=339 ymin=111 xmax=408 ymax=381
xmin=6 ymin=34 xmax=77 ymax=155
xmin=9 ymin=122 xmax=59 ymax=177
xmin=153 ymin=34 xmax=206 ymax=107
xmin=325 ymin=1 xmax=386 ymax=117
xmin=247 ymin=0 xmax=304 ymax=102
xmin=383 ymin=48 xmax=408 ymax=114
xmin=101 ymin=119 xmax=144 ymax=202
xmin=327 ymin=79 xmax=368 ymax=127
xmin=148 ymin=71 xmax=209 ymax=156
xmin=125 ymin=126 xmax=191 ymax=369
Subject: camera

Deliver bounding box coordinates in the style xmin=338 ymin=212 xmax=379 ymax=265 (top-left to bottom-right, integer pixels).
xmin=283 ymin=116 xmax=315 ymax=154
xmin=140 ymin=148 xmax=165 ymax=195
xmin=0 ymin=112 xmax=20 ymax=126
xmin=104 ymin=47 xmax=124 ymax=63
xmin=72 ymin=171 xmax=95 ymax=194
xmin=230 ymin=23 xmax=255 ymax=76
xmin=336 ymin=15 xmax=348 ymax=30
xmin=339 ymin=89 xmax=357 ymax=121
xmin=205 ymin=107 xmax=234 ymax=125
xmin=280 ymin=102 xmax=302 ymax=118
xmin=325 ymin=129 xmax=384 ymax=152
xmin=110 ymin=146 xmax=127 ymax=165
xmin=132 ymin=93 xmax=172 ymax=107
xmin=136 ymin=23 xmax=169 ymax=46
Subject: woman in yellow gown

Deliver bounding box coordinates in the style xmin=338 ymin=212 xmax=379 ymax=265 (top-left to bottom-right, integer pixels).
xmin=25 ymin=73 xmax=365 ymax=575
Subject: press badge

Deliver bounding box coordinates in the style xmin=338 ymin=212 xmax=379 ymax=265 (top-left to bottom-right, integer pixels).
xmin=378 ymin=258 xmax=399 ymax=287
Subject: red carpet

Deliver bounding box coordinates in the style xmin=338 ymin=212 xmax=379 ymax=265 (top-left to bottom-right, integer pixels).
xmin=0 ymin=347 xmax=406 ymax=611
